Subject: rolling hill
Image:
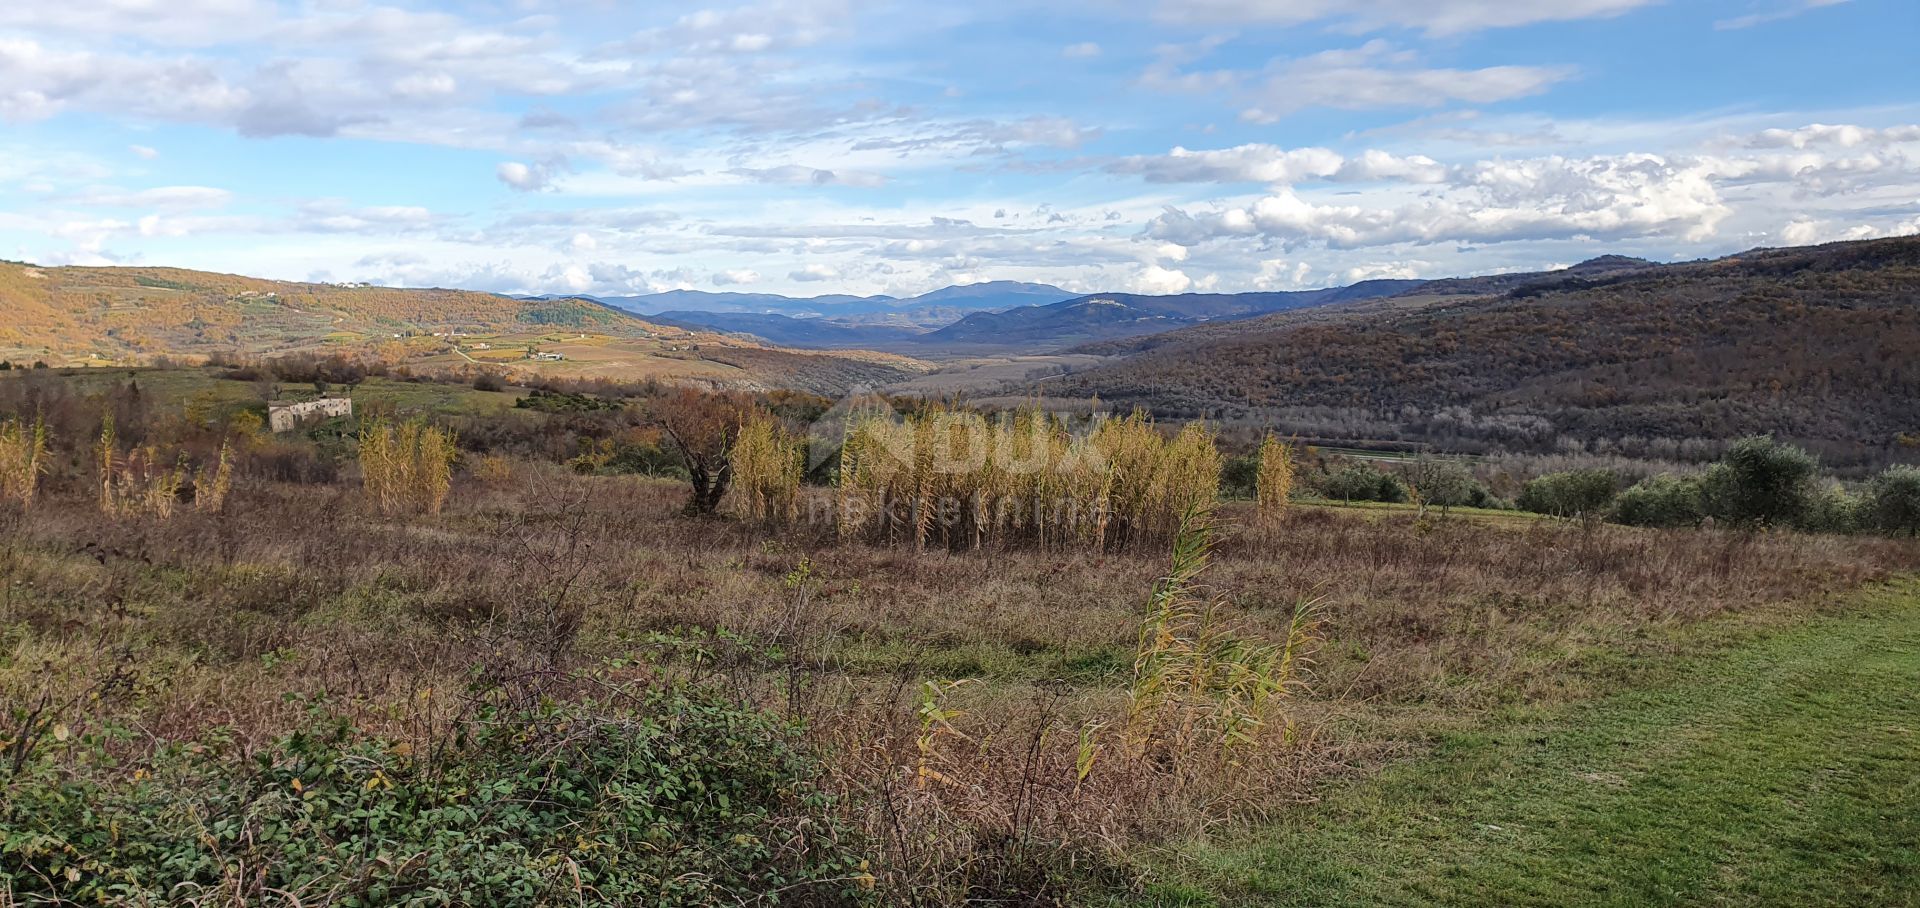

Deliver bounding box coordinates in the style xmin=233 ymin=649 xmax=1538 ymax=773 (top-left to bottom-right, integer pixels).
xmin=0 ymin=262 xmax=925 ymax=395
xmin=1039 ymin=238 xmax=1920 ymax=466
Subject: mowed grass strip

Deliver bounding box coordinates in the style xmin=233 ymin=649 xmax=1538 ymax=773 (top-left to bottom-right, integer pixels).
xmin=1148 ymin=580 xmax=1920 ymax=907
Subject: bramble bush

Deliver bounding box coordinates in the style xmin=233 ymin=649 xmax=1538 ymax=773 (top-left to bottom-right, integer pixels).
xmin=2 ymin=690 xmax=872 ymax=907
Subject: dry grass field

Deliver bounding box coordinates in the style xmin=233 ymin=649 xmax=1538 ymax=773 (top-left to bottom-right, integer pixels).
xmin=4 ymin=461 xmax=1914 ymax=903
xmin=2 ymin=366 xmax=1917 ymax=905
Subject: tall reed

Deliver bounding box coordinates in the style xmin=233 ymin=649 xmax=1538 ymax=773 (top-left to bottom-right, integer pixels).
xmin=1125 ymin=506 xmax=1316 ymax=759
xmin=360 ymin=417 xmax=458 ymax=516
xmin=835 ymin=407 xmax=1222 ymax=553
xmin=731 ymin=411 xmax=803 ymax=525
xmin=0 ymin=416 xmax=48 ymax=507
xmin=197 ymin=439 xmax=235 ymax=514
xmin=1256 ymin=433 xmax=1294 ymax=523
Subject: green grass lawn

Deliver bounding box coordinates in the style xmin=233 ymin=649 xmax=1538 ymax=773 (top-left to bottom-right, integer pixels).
xmin=1145 ymin=580 xmax=1920 ymax=907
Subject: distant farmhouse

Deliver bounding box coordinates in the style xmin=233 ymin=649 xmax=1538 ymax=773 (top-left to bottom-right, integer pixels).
xmin=269 ymin=397 xmax=353 ymax=433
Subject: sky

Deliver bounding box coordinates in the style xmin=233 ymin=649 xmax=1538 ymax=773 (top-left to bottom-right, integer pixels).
xmin=1 ymin=0 xmax=1916 ymax=299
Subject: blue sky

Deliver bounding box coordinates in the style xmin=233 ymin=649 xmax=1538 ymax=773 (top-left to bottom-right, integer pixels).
xmin=1 ymin=0 xmax=1915 ymax=298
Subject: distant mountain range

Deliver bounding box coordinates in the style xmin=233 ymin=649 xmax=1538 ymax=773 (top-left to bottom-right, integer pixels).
xmin=532 ymin=280 xmax=1075 ymax=323
xmin=562 ymin=278 xmax=1435 ymax=352
xmin=645 ymin=312 xmax=927 ymax=349
xmin=916 ymin=280 xmax=1428 ymax=349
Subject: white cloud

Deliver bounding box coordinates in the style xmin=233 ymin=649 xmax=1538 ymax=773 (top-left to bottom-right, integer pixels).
xmin=1715 ymin=0 xmax=1850 ymax=30
xmin=712 ymin=268 xmax=761 ymax=286
xmin=1341 ymin=260 xmax=1430 ymax=283
xmin=726 ymin=165 xmax=888 ymax=188
xmin=1062 ymin=42 xmax=1101 ymax=59
xmin=1253 ymin=259 xmax=1315 ymax=290
xmin=1142 ymin=41 xmax=1571 ymax=123
xmin=497 ymin=160 xmax=557 ymax=192
xmin=69 ymin=185 xmax=232 ymax=210
xmin=1156 ymin=0 xmax=1658 ymax=35
xmin=392 ymin=72 xmax=458 ymax=99
xmin=1148 ymin=153 xmax=1732 ymax=249
xmin=1243 ymin=43 xmax=1571 ymax=123
xmin=1131 ymin=264 xmax=1193 ymax=294
xmin=1108 ymin=143 xmax=1447 ymax=184
xmin=128 ymin=144 xmax=158 ymax=159
xmin=1744 ymin=123 xmax=1920 ymax=149
xmin=789 ymin=263 xmax=839 ymax=282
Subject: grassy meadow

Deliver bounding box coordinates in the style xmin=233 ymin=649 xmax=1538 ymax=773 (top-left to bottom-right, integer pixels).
xmin=1 ymin=364 xmax=1916 ymax=906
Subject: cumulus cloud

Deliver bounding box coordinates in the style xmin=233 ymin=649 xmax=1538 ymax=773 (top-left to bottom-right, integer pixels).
xmin=1108 ymin=144 xmax=1448 ymax=184
xmin=1131 ymin=264 xmax=1193 ymax=294
xmin=789 ymin=263 xmax=839 ymax=282
xmin=1744 ymin=123 xmax=1920 ymax=149
xmin=497 ymin=160 xmax=559 ymax=192
xmin=712 ymin=268 xmax=761 ymax=286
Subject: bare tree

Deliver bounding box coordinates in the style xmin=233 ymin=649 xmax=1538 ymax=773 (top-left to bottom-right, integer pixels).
xmin=646 ymin=387 xmax=751 ymax=515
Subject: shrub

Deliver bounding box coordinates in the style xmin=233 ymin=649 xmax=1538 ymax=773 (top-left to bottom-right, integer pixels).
xmin=1868 ymin=464 xmax=1920 ymax=537
xmin=1516 ymin=469 xmax=1618 ymax=518
xmin=1795 ymin=483 xmax=1865 ymax=535
xmin=1219 ymin=454 xmax=1258 ymax=500
xmin=1401 ymin=458 xmax=1479 ymax=510
xmin=472 ymin=371 xmax=506 ymax=392
xmin=96 ymin=416 xmax=191 ymax=519
xmin=1317 ymin=462 xmax=1406 ymax=503
xmin=1611 ymin=474 xmax=1705 ymax=528
xmin=1 ymin=692 xmax=871 ymax=906
xmin=1699 ymin=436 xmax=1817 ymax=528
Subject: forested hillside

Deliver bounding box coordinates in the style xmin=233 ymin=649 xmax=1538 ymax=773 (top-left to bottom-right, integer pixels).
xmin=1045 ymin=238 xmax=1920 ymax=465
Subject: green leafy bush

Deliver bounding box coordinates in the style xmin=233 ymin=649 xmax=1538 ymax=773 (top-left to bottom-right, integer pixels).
xmin=1317 ymin=463 xmax=1408 ymax=503
xmin=1220 ymin=454 xmax=1260 ymax=500
xmin=1611 ymin=474 xmax=1705 ymax=528
xmin=1795 ymin=483 xmax=1866 ymax=535
xmin=1868 ymin=464 xmax=1920 ymax=537
xmin=1699 ymin=436 xmax=1818 ymax=528
xmin=2 ymin=690 xmax=871 ymax=907
xmin=1516 ymin=469 xmax=1618 ymax=518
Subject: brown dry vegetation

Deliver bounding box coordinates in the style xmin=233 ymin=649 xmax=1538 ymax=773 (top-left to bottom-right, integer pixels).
xmin=1050 ymin=236 xmax=1920 ymax=468
xmin=4 ymin=449 xmax=1913 ymax=901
